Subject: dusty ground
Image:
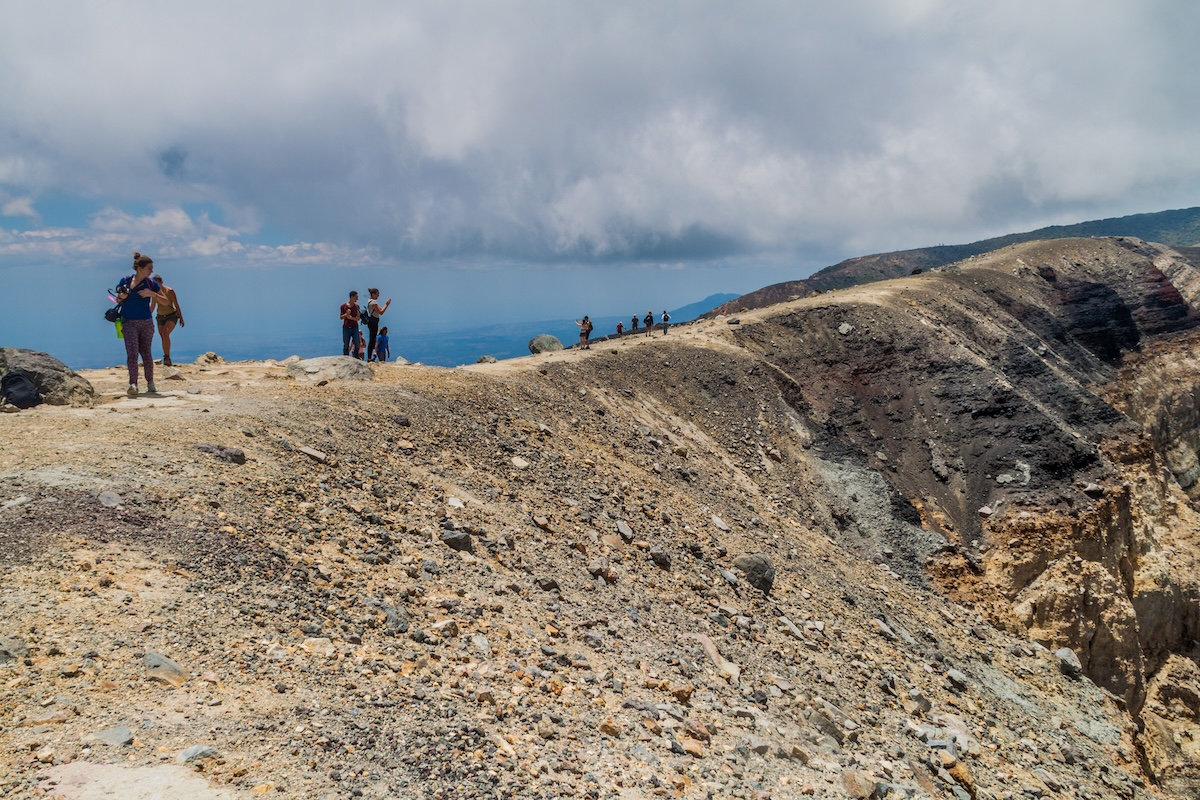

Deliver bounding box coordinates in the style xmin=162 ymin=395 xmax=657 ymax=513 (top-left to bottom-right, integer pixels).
xmin=4 ymin=238 xmax=1200 ymax=799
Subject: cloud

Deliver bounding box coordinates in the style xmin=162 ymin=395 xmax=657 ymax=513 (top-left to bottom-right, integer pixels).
xmin=0 ymin=1 xmax=1198 ymax=268
xmin=2 ymin=197 xmax=37 ymax=218
xmin=0 ymin=205 xmax=379 ymax=266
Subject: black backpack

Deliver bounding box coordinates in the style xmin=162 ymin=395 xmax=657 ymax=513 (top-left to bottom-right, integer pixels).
xmin=1 ymin=370 xmax=43 ymax=409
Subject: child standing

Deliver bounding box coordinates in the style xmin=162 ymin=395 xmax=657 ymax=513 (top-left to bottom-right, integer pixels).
xmin=375 ymin=326 xmax=391 ymax=362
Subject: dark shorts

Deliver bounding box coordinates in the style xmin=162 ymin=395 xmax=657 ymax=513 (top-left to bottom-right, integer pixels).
xmin=156 ymin=311 xmax=180 ymax=326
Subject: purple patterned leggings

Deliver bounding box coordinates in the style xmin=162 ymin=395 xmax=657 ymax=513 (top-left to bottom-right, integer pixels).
xmin=123 ymin=318 xmax=155 ymax=385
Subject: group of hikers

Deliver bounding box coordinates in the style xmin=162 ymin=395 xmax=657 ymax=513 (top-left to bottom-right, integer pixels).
xmin=110 ymin=251 xmax=679 ymax=397
xmin=576 ymin=309 xmax=671 ymax=349
xmin=111 ymin=252 xmax=184 ymax=396
xmin=340 ymin=289 xmax=392 ymax=362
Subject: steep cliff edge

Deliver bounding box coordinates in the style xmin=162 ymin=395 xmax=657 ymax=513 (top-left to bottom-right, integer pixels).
xmin=719 ymin=236 xmax=1200 ymax=792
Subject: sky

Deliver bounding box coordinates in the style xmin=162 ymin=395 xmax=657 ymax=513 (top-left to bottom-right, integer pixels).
xmin=2 ymin=1 xmax=1200 ymax=368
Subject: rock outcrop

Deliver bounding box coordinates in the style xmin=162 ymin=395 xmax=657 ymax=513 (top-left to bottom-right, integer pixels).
xmin=527 ymin=333 xmax=563 ymax=354
xmin=285 ymin=355 xmax=374 ymax=383
xmin=0 ymin=347 xmax=95 ymax=406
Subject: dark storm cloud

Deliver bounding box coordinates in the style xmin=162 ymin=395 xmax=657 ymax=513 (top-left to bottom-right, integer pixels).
xmin=1 ymin=1 xmax=1199 ymax=265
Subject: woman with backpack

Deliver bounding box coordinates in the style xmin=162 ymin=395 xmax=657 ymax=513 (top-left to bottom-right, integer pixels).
xmin=116 ymin=252 xmax=166 ymax=396
xmin=364 ymin=288 xmax=392 ymax=362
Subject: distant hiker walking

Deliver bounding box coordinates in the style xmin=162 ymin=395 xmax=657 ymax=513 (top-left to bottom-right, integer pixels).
xmin=616 ymin=321 xmax=624 ymax=336
xmin=340 ymin=291 xmax=362 ymax=357
xmin=661 ymin=309 xmax=670 ymax=335
xmin=576 ymin=315 xmax=594 ymax=349
xmin=116 ymin=252 xmax=165 ymax=396
xmin=644 ymin=310 xmax=654 ymax=336
xmin=630 ymin=314 xmax=639 ymax=333
xmin=365 ymin=288 xmax=392 ymax=362
xmin=153 ymin=273 xmax=184 ymax=366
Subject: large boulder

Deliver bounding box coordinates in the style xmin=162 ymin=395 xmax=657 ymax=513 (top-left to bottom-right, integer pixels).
xmin=0 ymin=348 xmax=94 ymax=407
xmin=528 ymin=334 xmax=563 ymax=355
xmin=285 ymin=356 xmax=374 ymax=383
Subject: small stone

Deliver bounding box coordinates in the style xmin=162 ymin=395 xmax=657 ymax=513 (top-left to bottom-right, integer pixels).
xmin=838 ymin=323 xmax=854 ymax=335
xmin=178 ymin=744 xmax=219 ymax=763
xmin=670 ymin=683 xmax=695 ymax=703
xmin=97 ymin=491 xmax=122 ymax=508
xmin=90 ymin=726 xmax=134 ymax=747
xmin=26 ymin=707 xmax=73 ymax=726
xmin=587 ymin=558 xmax=615 ymax=582
xmin=441 ymin=531 xmax=474 ymax=553
xmin=1055 ymin=647 xmax=1083 ymax=678
xmin=841 ymin=769 xmax=877 ymax=798
xmin=0 ymin=636 xmax=29 ymax=663
xmin=941 ymin=669 xmax=968 ymax=693
xmin=430 ymin=619 xmax=460 ymax=638
xmin=298 ymin=446 xmax=328 ymax=463
xmin=511 ymin=456 xmax=530 ymax=469
xmin=616 ymin=520 xmax=634 ymax=541
xmin=733 ymin=553 xmax=775 ymax=593
xmin=532 ymin=515 xmax=554 ymax=532
xmin=680 ymin=737 xmax=705 ymax=757
xmin=685 ymin=719 xmax=711 ymax=742
xmin=904 ymin=688 xmax=932 ymax=714
xmin=299 ymin=638 xmax=335 ymax=658
xmin=711 ymin=515 xmax=730 ymax=531
xmin=143 ymin=652 xmax=189 ymax=686
xmin=871 ymin=618 xmax=897 ymax=641
xmin=1033 ymin=768 xmax=1065 ymax=791
xmin=649 ymin=546 xmax=672 ymax=570
xmin=599 ymin=719 xmax=623 ymax=737
xmin=194 ymin=444 xmax=246 ymax=464
xmin=535 ymin=577 xmax=560 ymax=591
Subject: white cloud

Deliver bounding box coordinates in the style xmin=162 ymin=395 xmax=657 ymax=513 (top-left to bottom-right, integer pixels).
xmin=0 ymin=1 xmax=1197 ymax=266
xmin=2 ymin=197 xmax=37 ymax=218
xmin=0 ymin=205 xmax=378 ymax=266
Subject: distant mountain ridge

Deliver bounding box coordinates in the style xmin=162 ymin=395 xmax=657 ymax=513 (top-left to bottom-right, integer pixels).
xmin=706 ymin=206 xmax=1200 ymax=316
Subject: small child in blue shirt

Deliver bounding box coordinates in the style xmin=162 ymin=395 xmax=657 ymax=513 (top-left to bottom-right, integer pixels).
xmin=375 ymin=326 xmax=390 ymax=362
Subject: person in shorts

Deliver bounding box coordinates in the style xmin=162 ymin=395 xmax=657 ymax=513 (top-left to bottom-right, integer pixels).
xmin=340 ymin=291 xmax=362 ymax=357
xmin=153 ymin=273 xmax=185 ymax=366
xmin=576 ymin=315 xmax=593 ymax=349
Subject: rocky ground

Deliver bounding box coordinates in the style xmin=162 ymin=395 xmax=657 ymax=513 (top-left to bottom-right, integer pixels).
xmin=3 ymin=237 xmax=1200 ymax=799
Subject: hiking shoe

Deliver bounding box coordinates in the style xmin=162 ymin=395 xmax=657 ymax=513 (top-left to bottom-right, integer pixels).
xmin=147 ymin=382 xmax=158 ymax=394
xmin=163 ymin=356 xmax=172 ymax=367
xmin=127 ymin=384 xmax=138 ymax=397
